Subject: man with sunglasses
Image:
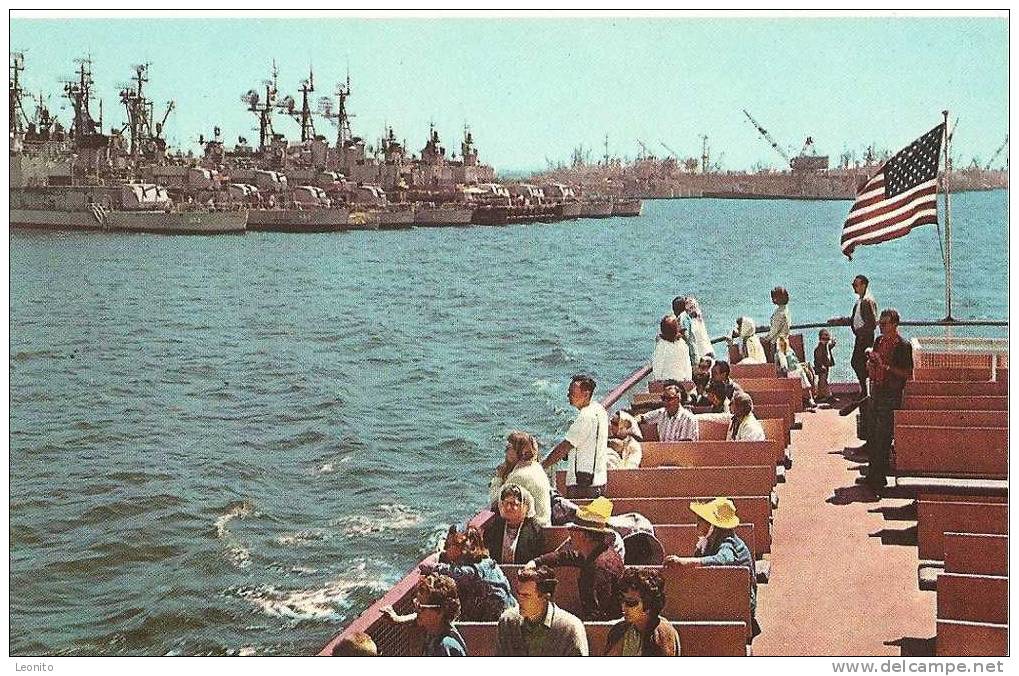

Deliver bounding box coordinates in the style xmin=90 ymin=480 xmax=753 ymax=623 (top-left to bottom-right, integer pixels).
xmin=864 ymin=308 xmax=913 ymax=490
xmin=636 ymin=380 xmax=699 ymax=442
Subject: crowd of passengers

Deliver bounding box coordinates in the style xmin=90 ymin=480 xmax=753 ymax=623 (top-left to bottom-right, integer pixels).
xmin=332 ymin=279 xmax=912 ymax=655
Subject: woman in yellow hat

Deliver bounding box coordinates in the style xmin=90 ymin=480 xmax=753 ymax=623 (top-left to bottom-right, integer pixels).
xmin=664 ymin=497 xmax=759 ymax=636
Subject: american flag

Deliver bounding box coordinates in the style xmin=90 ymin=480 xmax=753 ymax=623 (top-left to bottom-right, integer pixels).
xmin=841 ymin=123 xmax=945 ymax=259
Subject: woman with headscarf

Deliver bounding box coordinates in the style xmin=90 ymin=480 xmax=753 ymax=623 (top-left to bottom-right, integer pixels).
xmin=483 ymin=482 xmax=544 ymax=564
xmin=684 ymin=297 xmax=715 ymax=368
xmin=606 ymin=409 xmax=643 ymax=469
xmin=728 ymin=316 xmax=767 ymax=364
xmin=489 ymin=431 xmax=552 ymax=526
xmin=651 ymin=314 xmax=692 ymax=382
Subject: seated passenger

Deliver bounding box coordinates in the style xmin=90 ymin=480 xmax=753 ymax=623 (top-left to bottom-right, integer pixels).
xmin=607 ymin=409 xmax=643 ymax=469
xmin=652 ymin=314 xmax=692 ymax=382
xmin=605 ymin=567 xmax=680 ymax=656
xmin=727 ymin=391 xmax=766 ymax=441
xmin=529 ymin=497 xmax=624 ymax=621
xmin=483 ymin=483 xmax=544 ymax=565
xmin=728 ymin=316 xmax=767 ymax=364
xmin=775 ymin=335 xmax=817 ymax=408
xmin=418 ymin=526 xmax=517 ymax=621
xmin=688 ymin=371 xmax=712 ymax=407
xmin=664 ymin=497 xmax=759 ymax=637
xmin=331 ymin=631 xmax=378 ymax=656
xmin=380 ymin=573 xmax=469 ymax=656
xmin=709 ymin=360 xmax=740 ymax=402
xmin=497 ymin=565 xmax=588 ymax=656
xmin=705 ymin=380 xmax=730 ymax=414
xmin=636 ymin=381 xmax=699 ymax=442
xmin=489 ymin=431 xmax=552 ymax=526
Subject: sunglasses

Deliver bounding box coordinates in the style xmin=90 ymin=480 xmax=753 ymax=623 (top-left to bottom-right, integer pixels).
xmin=413 ymin=598 xmax=442 ymax=610
xmin=621 ymin=596 xmax=642 ymax=608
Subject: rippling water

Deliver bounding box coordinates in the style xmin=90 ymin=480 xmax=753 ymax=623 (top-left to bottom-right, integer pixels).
xmin=9 ymin=191 xmax=1007 ymax=655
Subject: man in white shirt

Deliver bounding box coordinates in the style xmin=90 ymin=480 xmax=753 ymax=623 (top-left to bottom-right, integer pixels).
xmin=542 ymin=374 xmax=609 ymax=499
xmin=637 ymin=381 xmax=699 ymax=442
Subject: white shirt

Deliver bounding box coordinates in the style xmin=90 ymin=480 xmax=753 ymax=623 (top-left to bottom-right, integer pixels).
xmin=729 ymin=413 xmax=766 ymax=442
xmin=641 ymin=406 xmax=699 ymax=442
xmin=564 ymin=401 xmax=609 ymax=487
xmin=652 ymin=336 xmax=692 ymax=381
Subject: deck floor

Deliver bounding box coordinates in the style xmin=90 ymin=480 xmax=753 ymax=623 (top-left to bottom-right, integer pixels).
xmin=753 ymin=406 xmax=936 ymax=656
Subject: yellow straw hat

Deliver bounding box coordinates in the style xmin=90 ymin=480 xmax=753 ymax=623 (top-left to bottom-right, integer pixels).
xmin=689 ymin=498 xmax=740 ymax=530
xmin=567 ymin=496 xmax=614 ymax=533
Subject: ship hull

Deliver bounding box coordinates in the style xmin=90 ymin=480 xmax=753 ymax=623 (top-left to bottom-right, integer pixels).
xmin=106 ymin=210 xmax=247 ymax=234
xmin=413 ymin=206 xmax=474 ymax=227
xmin=471 ymin=205 xmax=558 ymax=226
xmin=579 ymin=201 xmax=614 ymax=218
xmin=10 ymin=208 xmax=101 ymax=231
xmin=378 ymin=209 xmax=415 ymax=230
xmin=246 ymin=208 xmax=348 ymax=232
xmin=611 ymin=198 xmax=643 ymax=217
xmin=11 ymin=208 xmax=247 ymax=234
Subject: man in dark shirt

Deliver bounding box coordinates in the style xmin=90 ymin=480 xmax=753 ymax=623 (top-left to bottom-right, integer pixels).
xmin=829 ymin=274 xmax=878 ymax=398
xmin=529 ymin=496 xmax=623 ymax=620
xmin=865 ymin=308 xmax=913 ymax=489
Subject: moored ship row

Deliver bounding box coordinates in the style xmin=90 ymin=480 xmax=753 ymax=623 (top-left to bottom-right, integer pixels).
xmin=9 ymin=55 xmax=642 ymax=235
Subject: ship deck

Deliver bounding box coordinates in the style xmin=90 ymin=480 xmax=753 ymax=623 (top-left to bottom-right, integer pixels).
xmin=753 ymin=405 xmax=936 ymax=656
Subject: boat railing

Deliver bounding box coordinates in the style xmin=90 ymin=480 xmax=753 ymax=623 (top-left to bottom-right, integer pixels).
xmin=600 ymin=318 xmax=1007 ymax=411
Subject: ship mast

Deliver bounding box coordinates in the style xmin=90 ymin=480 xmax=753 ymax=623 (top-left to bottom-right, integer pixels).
xmin=64 ymin=56 xmax=101 ymax=142
xmin=242 ymin=61 xmax=280 ymax=152
xmin=9 ymin=51 xmax=30 ymax=136
xmin=335 ymin=69 xmax=353 ymax=147
xmin=119 ymin=63 xmax=174 ymax=159
xmin=294 ymin=66 xmax=316 ymax=143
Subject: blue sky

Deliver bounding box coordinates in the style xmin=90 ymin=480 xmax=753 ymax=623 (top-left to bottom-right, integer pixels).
xmin=9 ymin=15 xmax=1008 ymax=173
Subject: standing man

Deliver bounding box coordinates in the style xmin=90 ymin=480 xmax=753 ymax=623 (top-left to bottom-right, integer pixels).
xmin=865 ymin=309 xmax=913 ymax=490
xmin=829 ymin=274 xmax=878 ymax=398
xmin=542 ymin=374 xmax=609 ymax=499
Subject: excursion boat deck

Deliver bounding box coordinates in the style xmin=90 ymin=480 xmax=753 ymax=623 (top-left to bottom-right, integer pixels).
xmin=319 ymin=334 xmax=1008 ymax=657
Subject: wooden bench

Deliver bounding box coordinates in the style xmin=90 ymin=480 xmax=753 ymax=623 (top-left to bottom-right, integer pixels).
xmin=904 ymin=380 xmax=1007 ymax=397
xmin=555 ymin=465 xmax=777 ymax=498
xmin=893 ymin=425 xmax=1006 ymax=479
xmin=944 ymin=533 xmax=1007 ymax=576
xmin=455 ymin=619 xmax=748 ymax=656
xmin=541 ymin=523 xmax=755 ymax=557
xmin=937 ymin=572 xmax=1007 ymax=625
xmin=573 ymin=495 xmax=772 ymax=557
xmin=762 ymin=332 xmax=806 ymax=363
xmin=936 ymin=619 xmax=1008 ymax=656
xmin=736 ymin=377 xmax=804 ymax=413
xmin=694 ymin=418 xmax=789 ymax=456
xmin=894 ymin=409 xmax=1007 ymax=428
xmin=731 ymin=363 xmax=778 ymax=379
xmin=641 ymin=441 xmax=781 ymax=469
xmin=913 ymin=367 xmax=994 ymax=382
xmin=902 ymin=395 xmax=1007 ymax=411
xmin=916 ymin=499 xmax=1008 ymax=561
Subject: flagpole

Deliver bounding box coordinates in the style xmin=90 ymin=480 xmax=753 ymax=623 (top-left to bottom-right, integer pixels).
xmin=942 ymin=109 xmax=954 ymax=321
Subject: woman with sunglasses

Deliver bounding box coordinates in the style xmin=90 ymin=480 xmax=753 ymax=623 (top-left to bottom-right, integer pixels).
xmin=604 ymin=568 xmax=680 ymax=656
xmin=380 ymin=573 xmax=469 ymax=656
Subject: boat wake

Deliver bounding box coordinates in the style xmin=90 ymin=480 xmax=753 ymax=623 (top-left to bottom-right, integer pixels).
xmin=330 ymin=504 xmax=423 ymax=536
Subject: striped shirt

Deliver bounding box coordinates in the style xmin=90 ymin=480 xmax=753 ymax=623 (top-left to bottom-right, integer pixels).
xmin=641 ymin=407 xmax=699 ymax=442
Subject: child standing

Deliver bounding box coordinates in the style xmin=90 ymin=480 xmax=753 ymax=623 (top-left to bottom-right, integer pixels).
xmin=813 ymin=329 xmax=836 ymax=402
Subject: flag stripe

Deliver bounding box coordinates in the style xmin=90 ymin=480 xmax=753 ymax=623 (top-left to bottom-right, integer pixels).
xmin=842 ymin=201 xmax=938 ymax=243
xmin=843 ymin=181 xmax=938 ymax=231
xmin=841 ymin=214 xmax=939 ymax=254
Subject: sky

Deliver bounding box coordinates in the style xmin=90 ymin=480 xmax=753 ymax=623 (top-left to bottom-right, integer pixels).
xmin=9 ymin=13 xmax=1009 ymax=173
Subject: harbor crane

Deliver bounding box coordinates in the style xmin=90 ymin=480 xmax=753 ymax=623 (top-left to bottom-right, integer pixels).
xmin=660 ymin=141 xmax=680 ymax=160
xmin=743 ymin=108 xmax=792 ymax=167
xmin=636 ymin=138 xmax=654 ymax=161
xmin=985 ymin=135 xmax=1008 ymax=170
